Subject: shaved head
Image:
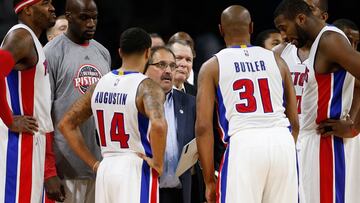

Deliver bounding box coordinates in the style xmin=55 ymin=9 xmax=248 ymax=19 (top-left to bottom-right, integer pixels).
xmin=65 ymin=0 xmax=97 ymax=13
xmin=220 ymin=5 xmax=252 ymax=43
xmin=65 ymin=0 xmax=98 ymax=43
xmin=220 ymin=5 xmax=252 ymax=37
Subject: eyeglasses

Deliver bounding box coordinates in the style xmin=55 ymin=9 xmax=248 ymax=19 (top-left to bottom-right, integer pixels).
xmin=148 ymin=61 xmax=178 ymax=71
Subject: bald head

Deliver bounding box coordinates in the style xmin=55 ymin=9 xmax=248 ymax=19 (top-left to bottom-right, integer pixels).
xmin=65 ymin=0 xmax=98 ymax=43
xmin=220 ymin=5 xmax=252 ymax=37
xmin=65 ymin=0 xmax=97 ymax=13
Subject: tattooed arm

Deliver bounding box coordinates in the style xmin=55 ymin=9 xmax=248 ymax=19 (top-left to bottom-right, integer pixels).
xmin=136 ymin=78 xmax=167 ymax=175
xmin=57 ymin=84 xmax=100 ymax=172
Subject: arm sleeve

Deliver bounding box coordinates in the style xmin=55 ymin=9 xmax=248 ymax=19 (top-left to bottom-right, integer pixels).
xmin=44 ymin=132 xmax=58 ymax=180
xmin=0 ymin=49 xmax=15 ymax=126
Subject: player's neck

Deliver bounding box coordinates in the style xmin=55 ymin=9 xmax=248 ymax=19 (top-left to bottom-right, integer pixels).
xmin=226 ymin=41 xmax=251 ymax=47
xmin=225 ymin=36 xmax=251 ymax=47
xmin=65 ymin=32 xmax=90 ymax=45
xmin=120 ymin=60 xmax=144 ymax=73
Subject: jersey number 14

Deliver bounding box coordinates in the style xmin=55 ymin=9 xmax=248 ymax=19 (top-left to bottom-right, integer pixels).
xmin=96 ymin=110 xmax=130 ymax=148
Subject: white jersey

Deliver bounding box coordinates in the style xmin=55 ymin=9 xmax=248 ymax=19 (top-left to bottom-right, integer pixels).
xmin=297 ymin=25 xmax=357 ymax=203
xmin=0 ymin=24 xmax=53 ymax=133
xmin=91 ymin=70 xmax=150 ymax=157
xmin=0 ymin=24 xmax=53 ymax=203
xmin=280 ymin=43 xmax=308 ymax=114
xmin=215 ymin=46 xmax=289 ymax=142
xmin=301 ymin=26 xmax=354 ymax=131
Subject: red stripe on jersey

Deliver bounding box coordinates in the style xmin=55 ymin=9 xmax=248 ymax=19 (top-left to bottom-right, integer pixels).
xmin=315 ymin=73 xmax=331 ymax=124
xmin=320 ymin=136 xmax=333 ymax=203
xmin=216 ymin=155 xmax=225 ymax=203
xmin=315 ymin=73 xmax=333 ymax=203
xmin=18 ymin=67 xmax=36 ymax=202
xmin=150 ymin=169 xmax=158 ymax=203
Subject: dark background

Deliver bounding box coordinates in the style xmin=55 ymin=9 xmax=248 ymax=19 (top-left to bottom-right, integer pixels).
xmin=1 ymin=0 xmax=359 ymax=72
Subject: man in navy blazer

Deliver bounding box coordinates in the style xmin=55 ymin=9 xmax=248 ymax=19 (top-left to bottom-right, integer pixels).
xmin=145 ymin=46 xmax=196 ymax=203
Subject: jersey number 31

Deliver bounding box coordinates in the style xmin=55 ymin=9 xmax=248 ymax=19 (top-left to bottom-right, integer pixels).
xmin=233 ymin=78 xmax=274 ymax=113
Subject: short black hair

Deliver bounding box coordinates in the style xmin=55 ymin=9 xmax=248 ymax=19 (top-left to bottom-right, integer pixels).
xmin=255 ymin=29 xmax=280 ymax=47
xmin=333 ymin=18 xmax=359 ymax=31
xmin=119 ymin=27 xmax=151 ymax=55
xmin=144 ymin=46 xmax=175 ymax=73
xmin=274 ymin=0 xmax=312 ymax=20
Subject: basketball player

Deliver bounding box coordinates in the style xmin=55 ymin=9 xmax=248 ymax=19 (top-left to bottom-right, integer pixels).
xmin=0 ymin=0 xmax=65 ymax=202
xmin=58 ymin=27 xmax=167 ymax=203
xmin=273 ymin=0 xmax=328 ymax=115
xmin=196 ymin=5 xmax=299 ymax=203
xmin=44 ymin=0 xmax=111 ymax=202
xmin=274 ymin=0 xmax=360 ymax=202
xmin=255 ymin=29 xmax=283 ymax=50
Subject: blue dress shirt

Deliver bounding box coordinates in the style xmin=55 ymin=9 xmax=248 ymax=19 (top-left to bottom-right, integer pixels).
xmin=159 ymin=91 xmax=181 ymax=188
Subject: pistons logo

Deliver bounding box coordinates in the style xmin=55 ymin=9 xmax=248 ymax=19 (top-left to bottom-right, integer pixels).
xmin=74 ymin=64 xmax=102 ymax=94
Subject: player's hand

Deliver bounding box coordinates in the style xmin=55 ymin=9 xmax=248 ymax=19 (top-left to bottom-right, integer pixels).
xmin=9 ymin=115 xmax=38 ymax=134
xmin=137 ymin=153 xmax=163 ymax=176
xmin=205 ymin=182 xmax=216 ymax=203
xmin=317 ymin=118 xmax=355 ymax=138
xmin=44 ymin=176 xmax=66 ymax=202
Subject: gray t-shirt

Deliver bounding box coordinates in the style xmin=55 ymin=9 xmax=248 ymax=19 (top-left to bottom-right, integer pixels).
xmin=44 ymin=34 xmax=111 ymax=179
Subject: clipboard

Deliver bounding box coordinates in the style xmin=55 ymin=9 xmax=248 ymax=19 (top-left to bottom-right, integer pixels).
xmin=175 ymin=138 xmax=198 ymax=177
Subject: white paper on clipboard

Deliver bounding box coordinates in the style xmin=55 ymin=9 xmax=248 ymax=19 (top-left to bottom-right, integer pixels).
xmin=175 ymin=138 xmax=198 ymax=177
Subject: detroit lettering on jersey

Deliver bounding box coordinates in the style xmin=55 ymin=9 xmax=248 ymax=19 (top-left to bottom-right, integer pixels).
xmin=94 ymin=91 xmax=128 ymax=105
xmin=291 ymin=67 xmax=309 ymax=87
xmin=234 ymin=60 xmax=266 ymax=73
xmin=74 ymin=64 xmax=102 ymax=94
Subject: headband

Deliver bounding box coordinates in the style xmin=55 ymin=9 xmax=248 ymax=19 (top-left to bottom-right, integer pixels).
xmin=14 ymin=0 xmax=41 ymax=14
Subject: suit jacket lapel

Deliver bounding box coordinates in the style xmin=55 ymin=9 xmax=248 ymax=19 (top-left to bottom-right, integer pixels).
xmin=173 ymin=90 xmax=185 ymax=153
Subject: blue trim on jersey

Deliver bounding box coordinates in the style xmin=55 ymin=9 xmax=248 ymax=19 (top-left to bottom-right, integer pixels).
xmin=140 ymin=161 xmax=151 ymax=203
xmin=330 ymin=69 xmax=346 ymax=203
xmin=220 ymin=145 xmax=230 ymax=203
xmin=138 ymin=113 xmax=152 ymax=157
xmin=112 ymin=70 xmax=140 ymax=75
xmin=296 ymin=150 xmax=300 ymax=203
xmin=330 ymin=69 xmax=346 ymax=119
xmin=5 ymin=70 xmax=21 ymax=203
xmin=333 ymin=137 xmax=345 ymax=203
xmin=216 ymin=87 xmax=229 ymax=142
xmin=230 ymin=44 xmax=253 ymax=48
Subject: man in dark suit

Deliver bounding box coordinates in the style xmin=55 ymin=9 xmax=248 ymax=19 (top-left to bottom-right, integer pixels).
xmin=168 ymin=40 xmax=197 ymax=96
xmin=145 ymin=46 xmax=196 ymax=203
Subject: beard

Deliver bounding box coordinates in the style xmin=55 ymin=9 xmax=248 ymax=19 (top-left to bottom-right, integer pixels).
xmin=294 ymin=23 xmax=309 ymax=48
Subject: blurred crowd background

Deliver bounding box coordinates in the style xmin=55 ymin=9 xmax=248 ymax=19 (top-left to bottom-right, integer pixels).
xmin=1 ymin=0 xmax=358 ymax=73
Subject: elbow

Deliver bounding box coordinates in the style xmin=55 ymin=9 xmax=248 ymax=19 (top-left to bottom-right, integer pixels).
xmin=195 ymin=121 xmax=210 ymax=138
xmin=57 ymin=116 xmax=73 ymax=137
xmin=151 ymin=118 xmax=167 ymax=137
